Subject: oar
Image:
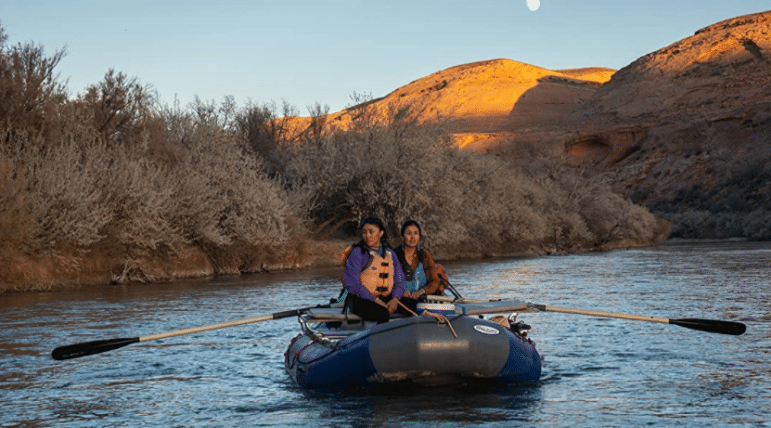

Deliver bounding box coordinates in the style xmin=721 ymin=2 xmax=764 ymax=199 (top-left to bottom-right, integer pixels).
xmin=529 ymin=304 xmax=746 ymax=335
xmin=435 ymin=265 xmax=463 ymax=300
xmin=444 ymin=280 xmax=464 ymax=301
xmin=52 ymin=305 xmax=330 ymax=360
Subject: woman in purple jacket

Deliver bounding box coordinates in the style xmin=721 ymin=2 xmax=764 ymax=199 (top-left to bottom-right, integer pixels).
xmin=342 ymin=217 xmax=416 ymax=323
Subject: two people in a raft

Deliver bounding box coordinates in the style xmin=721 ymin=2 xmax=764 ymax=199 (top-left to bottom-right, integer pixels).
xmin=342 ymin=217 xmax=448 ymax=323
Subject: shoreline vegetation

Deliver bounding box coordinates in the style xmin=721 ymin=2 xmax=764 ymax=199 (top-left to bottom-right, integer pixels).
xmin=0 ymin=26 xmax=669 ymax=294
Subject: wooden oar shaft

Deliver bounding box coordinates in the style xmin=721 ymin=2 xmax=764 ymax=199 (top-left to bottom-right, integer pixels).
xmin=138 ymin=307 xmax=314 ymax=342
xmin=531 ymin=304 xmax=670 ymax=324
xmin=140 ymin=314 xmax=275 ymax=341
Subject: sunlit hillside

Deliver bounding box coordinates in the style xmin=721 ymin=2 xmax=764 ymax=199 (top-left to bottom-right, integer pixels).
xmin=284 ymin=59 xmax=615 ymax=151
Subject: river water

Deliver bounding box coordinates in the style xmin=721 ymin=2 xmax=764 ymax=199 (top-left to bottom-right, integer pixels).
xmin=1 ymin=240 xmax=769 ymax=427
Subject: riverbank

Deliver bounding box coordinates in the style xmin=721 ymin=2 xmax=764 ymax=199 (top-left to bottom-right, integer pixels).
xmin=0 ymin=240 xmax=347 ymax=294
xmin=1 ymin=232 xmax=669 ymax=294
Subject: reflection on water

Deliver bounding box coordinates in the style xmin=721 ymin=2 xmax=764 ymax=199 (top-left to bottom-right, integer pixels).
xmin=1 ymin=240 xmax=769 ymax=427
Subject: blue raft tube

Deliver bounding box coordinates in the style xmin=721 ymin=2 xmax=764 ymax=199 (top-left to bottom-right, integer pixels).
xmin=284 ymin=299 xmax=542 ymax=389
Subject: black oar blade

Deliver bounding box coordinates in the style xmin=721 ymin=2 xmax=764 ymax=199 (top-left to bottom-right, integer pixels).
xmin=52 ymin=337 xmax=140 ymax=360
xmin=669 ymin=318 xmax=746 ymax=336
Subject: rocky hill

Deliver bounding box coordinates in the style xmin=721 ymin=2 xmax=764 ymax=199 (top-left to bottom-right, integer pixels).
xmin=564 ymin=10 xmax=771 ymax=239
xmin=287 ymin=10 xmax=771 ymax=240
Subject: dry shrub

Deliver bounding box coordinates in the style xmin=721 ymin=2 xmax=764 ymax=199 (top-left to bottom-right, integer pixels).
xmin=283 ymin=113 xmax=551 ymax=257
xmin=4 ymin=131 xmax=113 ymax=252
xmin=234 ymin=100 xmax=298 ymax=177
xmin=417 ymin=147 xmax=549 ymax=256
xmin=744 ymin=209 xmax=771 ymax=240
xmin=283 ymin=109 xmax=663 ymax=258
xmin=0 ymin=127 xmax=113 ymax=290
xmin=0 ymin=156 xmax=32 ymax=248
xmin=0 ymin=155 xmax=35 ymax=291
xmin=579 ymin=187 xmax=667 ymax=246
xmin=77 ymin=69 xmax=156 ymax=145
xmin=162 ymin=111 xmax=309 ymax=273
xmin=95 ymin=149 xmax=183 ymax=258
xmin=2 ymin=95 xmax=312 ymax=284
xmin=667 ymin=209 xmax=769 ymax=240
xmin=282 ymin=112 xmax=451 ymax=235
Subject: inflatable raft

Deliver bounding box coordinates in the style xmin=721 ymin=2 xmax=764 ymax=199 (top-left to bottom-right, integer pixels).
xmin=284 ymin=300 xmax=541 ymax=388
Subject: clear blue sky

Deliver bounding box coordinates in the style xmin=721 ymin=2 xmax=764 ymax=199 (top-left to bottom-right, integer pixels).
xmin=3 ymin=1 xmax=768 ymax=114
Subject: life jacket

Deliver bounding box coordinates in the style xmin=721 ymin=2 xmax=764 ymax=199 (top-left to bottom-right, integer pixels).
xmin=338 ymin=244 xmax=394 ymax=300
xmin=340 ymin=245 xmax=371 ymax=284
xmin=360 ymin=249 xmax=395 ymax=297
xmin=337 ymin=245 xmax=360 ymax=304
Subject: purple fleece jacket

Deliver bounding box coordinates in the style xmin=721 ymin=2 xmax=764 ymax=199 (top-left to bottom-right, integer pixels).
xmin=343 ymin=245 xmax=405 ymax=301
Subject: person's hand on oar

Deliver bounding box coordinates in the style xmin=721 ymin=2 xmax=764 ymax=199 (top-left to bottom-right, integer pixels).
xmin=386 ymin=298 xmax=400 ymax=314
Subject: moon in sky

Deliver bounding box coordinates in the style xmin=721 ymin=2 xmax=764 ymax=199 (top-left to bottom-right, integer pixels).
xmin=526 ymin=0 xmax=540 ymax=12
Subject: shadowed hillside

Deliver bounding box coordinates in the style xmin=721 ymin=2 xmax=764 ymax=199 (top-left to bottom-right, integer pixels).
xmin=565 ymin=10 xmax=771 ymax=239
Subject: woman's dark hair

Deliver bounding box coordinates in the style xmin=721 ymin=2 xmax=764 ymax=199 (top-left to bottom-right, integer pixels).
xmin=400 ymin=219 xmax=422 ymax=238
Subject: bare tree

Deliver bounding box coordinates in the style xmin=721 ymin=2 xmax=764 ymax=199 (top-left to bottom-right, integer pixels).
xmin=305 ymin=101 xmax=329 ymax=141
xmin=235 ymin=100 xmax=298 ymax=176
xmin=78 ymin=69 xmax=155 ymax=144
xmin=0 ymin=22 xmax=68 ymax=135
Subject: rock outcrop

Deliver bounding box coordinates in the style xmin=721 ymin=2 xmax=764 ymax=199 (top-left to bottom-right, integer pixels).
xmin=564 ymin=11 xmax=771 ymax=239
